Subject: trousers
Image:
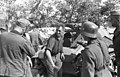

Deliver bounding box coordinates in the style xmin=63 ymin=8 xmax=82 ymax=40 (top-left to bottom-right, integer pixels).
xmin=44 ymin=53 xmax=62 ymax=77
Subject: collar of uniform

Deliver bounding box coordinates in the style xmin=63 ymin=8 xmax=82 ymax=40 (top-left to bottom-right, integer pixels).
xmin=11 ymin=30 xmax=21 ymax=35
xmin=88 ymin=39 xmax=98 ymax=45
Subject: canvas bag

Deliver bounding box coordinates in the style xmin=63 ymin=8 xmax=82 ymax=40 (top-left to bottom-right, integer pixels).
xmin=37 ymin=45 xmax=46 ymax=59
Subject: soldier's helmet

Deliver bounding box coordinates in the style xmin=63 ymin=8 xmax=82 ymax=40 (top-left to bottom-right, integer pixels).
xmin=81 ymin=21 xmax=98 ymax=38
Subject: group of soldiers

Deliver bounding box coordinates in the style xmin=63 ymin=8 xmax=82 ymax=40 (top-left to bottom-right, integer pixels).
xmin=0 ymin=8 xmax=120 ymax=77
xmin=0 ymin=18 xmax=65 ymax=77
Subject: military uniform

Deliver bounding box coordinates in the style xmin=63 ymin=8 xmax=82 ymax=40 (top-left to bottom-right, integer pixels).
xmin=110 ymin=9 xmax=120 ymax=77
xmin=81 ymin=21 xmax=112 ymax=77
xmin=113 ymin=29 xmax=120 ymax=77
xmin=29 ymin=30 xmax=43 ymax=52
xmin=45 ymin=34 xmax=63 ymax=77
xmin=81 ymin=39 xmax=112 ymax=77
xmin=0 ymin=30 xmax=35 ymax=77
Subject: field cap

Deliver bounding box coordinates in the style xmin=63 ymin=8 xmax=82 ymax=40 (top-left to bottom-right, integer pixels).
xmin=17 ymin=18 xmax=31 ymax=28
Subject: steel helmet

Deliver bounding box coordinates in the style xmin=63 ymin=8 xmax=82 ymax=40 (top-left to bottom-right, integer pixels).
xmin=81 ymin=21 xmax=98 ymax=38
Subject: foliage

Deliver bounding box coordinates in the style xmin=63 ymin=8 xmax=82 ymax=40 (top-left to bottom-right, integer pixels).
xmin=100 ymin=2 xmax=115 ymax=15
xmin=55 ymin=0 xmax=101 ymax=24
xmin=30 ymin=0 xmax=110 ymax=27
xmin=3 ymin=0 xmax=120 ymax=28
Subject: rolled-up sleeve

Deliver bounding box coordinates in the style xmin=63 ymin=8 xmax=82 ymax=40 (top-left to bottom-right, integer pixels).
xmin=46 ymin=37 xmax=55 ymax=53
xmin=23 ymin=40 xmax=35 ymax=57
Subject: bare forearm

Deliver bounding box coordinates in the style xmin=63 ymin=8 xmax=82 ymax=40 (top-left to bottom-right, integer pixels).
xmin=46 ymin=50 xmax=55 ymax=66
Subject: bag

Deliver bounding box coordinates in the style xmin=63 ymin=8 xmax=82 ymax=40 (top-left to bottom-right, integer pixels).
xmin=38 ymin=45 xmax=46 ymax=59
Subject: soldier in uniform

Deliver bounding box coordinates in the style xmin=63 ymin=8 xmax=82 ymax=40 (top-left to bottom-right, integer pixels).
xmin=0 ymin=18 xmax=35 ymax=77
xmin=29 ymin=27 xmax=43 ymax=52
xmin=45 ymin=23 xmax=65 ymax=77
xmin=110 ymin=10 xmax=120 ymax=77
xmin=81 ymin=21 xmax=112 ymax=77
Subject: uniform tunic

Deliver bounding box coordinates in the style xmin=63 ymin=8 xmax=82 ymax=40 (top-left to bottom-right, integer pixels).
xmin=113 ymin=30 xmax=120 ymax=64
xmin=0 ymin=30 xmax=35 ymax=77
xmin=81 ymin=39 xmax=112 ymax=77
xmin=113 ymin=30 xmax=120 ymax=77
xmin=29 ymin=30 xmax=43 ymax=52
xmin=29 ymin=31 xmax=43 ymax=46
xmin=45 ymin=34 xmax=63 ymax=77
xmin=46 ymin=34 xmax=63 ymax=56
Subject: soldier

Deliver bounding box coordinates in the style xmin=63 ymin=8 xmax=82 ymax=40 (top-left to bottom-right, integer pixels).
xmin=81 ymin=21 xmax=112 ymax=77
xmin=0 ymin=18 xmax=35 ymax=77
xmin=109 ymin=10 xmax=120 ymax=77
xmin=29 ymin=27 xmax=43 ymax=52
xmin=44 ymin=23 xmax=65 ymax=77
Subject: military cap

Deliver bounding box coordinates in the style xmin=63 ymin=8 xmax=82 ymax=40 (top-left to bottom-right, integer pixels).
xmin=17 ymin=18 xmax=31 ymax=28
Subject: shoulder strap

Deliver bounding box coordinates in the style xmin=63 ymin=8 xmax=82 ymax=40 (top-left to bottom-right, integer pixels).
xmin=97 ymin=39 xmax=110 ymax=65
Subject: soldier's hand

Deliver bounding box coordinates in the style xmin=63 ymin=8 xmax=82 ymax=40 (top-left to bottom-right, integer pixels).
xmin=27 ymin=56 xmax=33 ymax=67
xmin=60 ymin=53 xmax=65 ymax=61
xmin=53 ymin=65 xmax=59 ymax=71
